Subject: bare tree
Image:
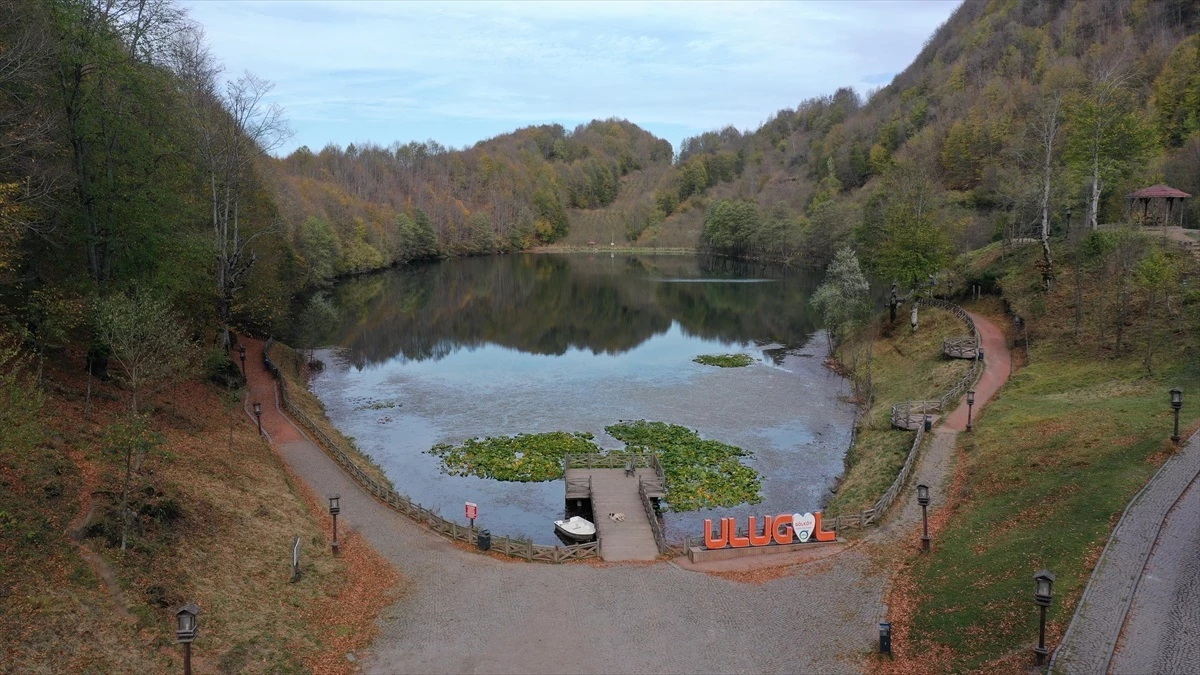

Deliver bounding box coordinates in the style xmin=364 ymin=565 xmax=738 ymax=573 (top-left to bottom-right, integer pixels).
xmin=0 ymin=0 xmax=62 ymax=252
xmin=170 ymin=29 xmax=291 ymax=346
xmin=1034 ymin=93 xmax=1063 ymax=290
xmin=1065 ymin=53 xmax=1152 ymax=232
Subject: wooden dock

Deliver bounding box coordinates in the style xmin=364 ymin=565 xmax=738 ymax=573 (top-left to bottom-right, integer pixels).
xmin=565 ymin=464 xmax=664 ymax=561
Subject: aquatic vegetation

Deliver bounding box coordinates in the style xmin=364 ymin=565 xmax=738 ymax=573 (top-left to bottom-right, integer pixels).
xmin=427 ymin=421 xmax=762 ymax=511
xmin=350 ymin=397 xmax=399 ymax=410
xmin=693 ymin=353 xmax=755 ymax=368
xmin=428 ymin=432 xmax=600 ymax=482
xmin=606 ymin=420 xmax=761 ymax=511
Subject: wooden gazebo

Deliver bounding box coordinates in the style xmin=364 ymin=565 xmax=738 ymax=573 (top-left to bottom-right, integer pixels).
xmin=1127 ymin=184 xmax=1191 ymax=227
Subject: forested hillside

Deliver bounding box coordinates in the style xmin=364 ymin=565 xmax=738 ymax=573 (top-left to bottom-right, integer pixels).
xmin=278 ymin=0 xmax=1200 ymax=284
xmin=273 ymin=120 xmax=675 ymax=283
xmin=0 ymin=3 xmax=394 ymax=670
xmin=672 ymin=0 xmax=1200 ymax=277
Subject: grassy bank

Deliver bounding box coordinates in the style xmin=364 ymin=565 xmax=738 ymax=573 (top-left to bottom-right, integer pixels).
xmin=0 ymin=347 xmax=398 ymax=673
xmin=827 ymin=307 xmax=972 ymax=514
xmin=877 ymin=241 xmax=1200 ymax=673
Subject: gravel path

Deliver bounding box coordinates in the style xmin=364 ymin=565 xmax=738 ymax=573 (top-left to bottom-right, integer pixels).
xmin=1051 ymin=433 xmax=1200 ymax=674
xmin=238 ymin=311 xmax=1010 ymax=675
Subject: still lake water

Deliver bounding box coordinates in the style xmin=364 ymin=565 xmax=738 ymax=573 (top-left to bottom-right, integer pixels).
xmin=304 ymin=253 xmax=855 ymax=545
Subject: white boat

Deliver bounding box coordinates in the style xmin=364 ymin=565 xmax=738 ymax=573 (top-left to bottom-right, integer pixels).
xmin=554 ymin=516 xmax=596 ymax=541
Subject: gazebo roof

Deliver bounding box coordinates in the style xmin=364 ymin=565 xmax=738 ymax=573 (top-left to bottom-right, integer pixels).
xmin=1128 ymin=184 xmax=1192 ymax=199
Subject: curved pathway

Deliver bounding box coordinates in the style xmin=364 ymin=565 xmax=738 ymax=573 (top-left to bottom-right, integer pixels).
xmin=1052 ymin=431 xmax=1200 ymax=674
xmin=872 ymin=311 xmax=1009 ymax=542
xmin=1110 ymin=463 xmax=1200 ymax=674
xmin=237 ymin=310 xmax=1010 ymax=674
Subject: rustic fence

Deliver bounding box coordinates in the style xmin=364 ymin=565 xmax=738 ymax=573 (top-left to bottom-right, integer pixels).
xmin=262 ymin=339 xmax=601 ymax=563
xmin=638 ymin=478 xmax=687 ymax=557
xmin=851 ymin=299 xmax=982 ymax=527
xmin=942 ymin=336 xmax=978 ymax=359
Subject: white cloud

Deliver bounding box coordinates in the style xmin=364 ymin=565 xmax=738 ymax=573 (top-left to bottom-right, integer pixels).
xmin=180 ymin=0 xmax=960 ymax=153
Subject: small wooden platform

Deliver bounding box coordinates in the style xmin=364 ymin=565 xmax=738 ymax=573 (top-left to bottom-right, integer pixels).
xmin=565 ymin=467 xmax=662 ymax=561
xmin=943 ymin=336 xmax=979 ymax=359
xmin=890 ymin=400 xmax=941 ymax=431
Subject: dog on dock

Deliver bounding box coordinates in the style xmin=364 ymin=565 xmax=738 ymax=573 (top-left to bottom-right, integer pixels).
xmin=608 ymin=512 xmax=626 ymax=522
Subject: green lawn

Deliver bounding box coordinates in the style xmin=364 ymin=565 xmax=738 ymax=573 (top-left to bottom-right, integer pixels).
xmin=827 ymin=307 xmax=971 ymax=514
xmin=900 ymin=333 xmax=1199 ymax=671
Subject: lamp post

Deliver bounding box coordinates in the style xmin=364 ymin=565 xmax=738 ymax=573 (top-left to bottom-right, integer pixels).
xmin=917 ymin=484 xmax=931 ymax=552
xmin=253 ymin=401 xmax=262 ymax=436
xmin=1171 ymin=388 xmax=1183 ymax=444
xmin=328 ymin=495 xmax=340 ymax=555
xmin=238 ymin=344 xmax=246 ymax=377
xmin=967 ymin=389 xmax=976 ymax=432
xmin=175 ymin=603 xmax=200 ymax=675
xmin=879 ymin=621 xmax=892 ymax=655
xmin=1033 ymin=569 xmax=1055 ymax=665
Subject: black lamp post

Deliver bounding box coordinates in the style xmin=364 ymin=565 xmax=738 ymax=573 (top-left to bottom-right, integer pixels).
xmin=1033 ymin=569 xmax=1055 ymax=665
xmin=1171 ymin=388 xmax=1183 ymax=444
xmin=238 ymin=344 xmax=247 ymax=377
xmin=175 ymin=603 xmax=199 ymax=675
xmin=328 ymin=495 xmax=340 ymax=555
xmin=879 ymin=621 xmax=892 ymax=655
xmin=917 ymin=484 xmax=931 ymax=552
xmin=253 ymin=401 xmax=262 ymax=436
xmin=967 ymin=389 xmax=976 ymax=432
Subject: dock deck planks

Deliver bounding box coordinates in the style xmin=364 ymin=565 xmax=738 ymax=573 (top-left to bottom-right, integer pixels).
xmin=564 ymin=467 xmax=661 ymax=561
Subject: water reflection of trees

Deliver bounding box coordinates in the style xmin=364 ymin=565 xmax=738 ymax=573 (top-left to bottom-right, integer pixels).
xmin=310 ymin=254 xmax=822 ymax=368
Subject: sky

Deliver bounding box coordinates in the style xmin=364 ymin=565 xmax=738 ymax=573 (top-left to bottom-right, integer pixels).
xmin=181 ymin=1 xmax=961 ymax=156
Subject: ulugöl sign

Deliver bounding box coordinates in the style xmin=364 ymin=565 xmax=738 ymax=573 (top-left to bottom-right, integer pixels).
xmin=703 ymin=511 xmax=836 ymax=549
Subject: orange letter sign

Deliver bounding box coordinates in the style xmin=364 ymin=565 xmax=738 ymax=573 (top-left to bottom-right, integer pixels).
xmin=748 ymin=516 xmax=773 ymax=547
xmin=704 ymin=518 xmax=728 ymax=549
xmin=728 ymin=518 xmax=750 ymax=548
xmin=772 ymin=513 xmax=793 ymax=545
xmin=812 ymin=511 xmax=836 ymax=542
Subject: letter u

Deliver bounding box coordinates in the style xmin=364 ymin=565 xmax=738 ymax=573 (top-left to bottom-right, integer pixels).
xmin=704 ymin=518 xmax=729 ymax=549
xmin=748 ymin=516 xmax=773 ymax=546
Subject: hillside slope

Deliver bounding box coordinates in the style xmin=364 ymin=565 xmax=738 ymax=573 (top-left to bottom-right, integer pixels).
xmin=274 ymin=0 xmax=1200 ymax=274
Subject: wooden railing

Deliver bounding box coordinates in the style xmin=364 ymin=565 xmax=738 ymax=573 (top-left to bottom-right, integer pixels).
xmin=828 ymin=299 xmax=984 ymax=531
xmin=262 ymin=339 xmax=600 ymax=563
xmin=942 ymin=336 xmax=978 ymax=359
xmin=638 ymin=478 xmax=687 ymax=557
xmin=565 ymin=474 xmax=592 ymax=497
xmin=890 ymin=400 xmax=942 ymax=430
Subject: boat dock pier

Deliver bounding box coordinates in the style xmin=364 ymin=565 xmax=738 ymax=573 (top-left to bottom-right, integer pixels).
xmin=565 ymin=454 xmax=665 ymax=561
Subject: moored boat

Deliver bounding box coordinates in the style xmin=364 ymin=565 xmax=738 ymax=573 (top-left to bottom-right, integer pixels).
xmin=553 ymin=516 xmax=596 ymax=541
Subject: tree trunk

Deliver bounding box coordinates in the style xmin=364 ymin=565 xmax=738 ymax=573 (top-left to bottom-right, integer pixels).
xmin=120 ymin=447 xmax=132 ymax=552
xmin=1039 ymin=97 xmax=1059 ymax=291
xmin=1144 ymin=288 xmax=1158 ymax=373
xmin=1088 ymin=152 xmax=1102 ymax=230
xmin=1073 ymin=251 xmax=1084 ymax=340
xmin=1115 ymin=279 xmax=1129 ymax=355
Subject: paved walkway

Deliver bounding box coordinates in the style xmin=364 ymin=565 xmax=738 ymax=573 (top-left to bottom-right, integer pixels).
xmin=1111 ymin=466 xmax=1200 ymax=674
xmin=1051 ymin=433 xmax=1200 ymax=674
xmin=236 ymin=310 xmax=1010 ymax=674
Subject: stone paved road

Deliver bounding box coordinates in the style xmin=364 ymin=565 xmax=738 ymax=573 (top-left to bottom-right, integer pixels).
xmin=1109 ymin=459 xmax=1200 ymax=675
xmin=238 ymin=311 xmax=1010 ymax=675
xmin=1051 ymin=433 xmax=1200 ymax=674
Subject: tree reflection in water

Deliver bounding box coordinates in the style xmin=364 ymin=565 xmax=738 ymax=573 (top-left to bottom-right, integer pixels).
xmin=297 ymin=254 xmax=823 ymax=368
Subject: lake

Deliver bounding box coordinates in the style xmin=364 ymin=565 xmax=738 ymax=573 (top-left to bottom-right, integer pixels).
xmin=302 ymin=253 xmax=855 ymax=545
